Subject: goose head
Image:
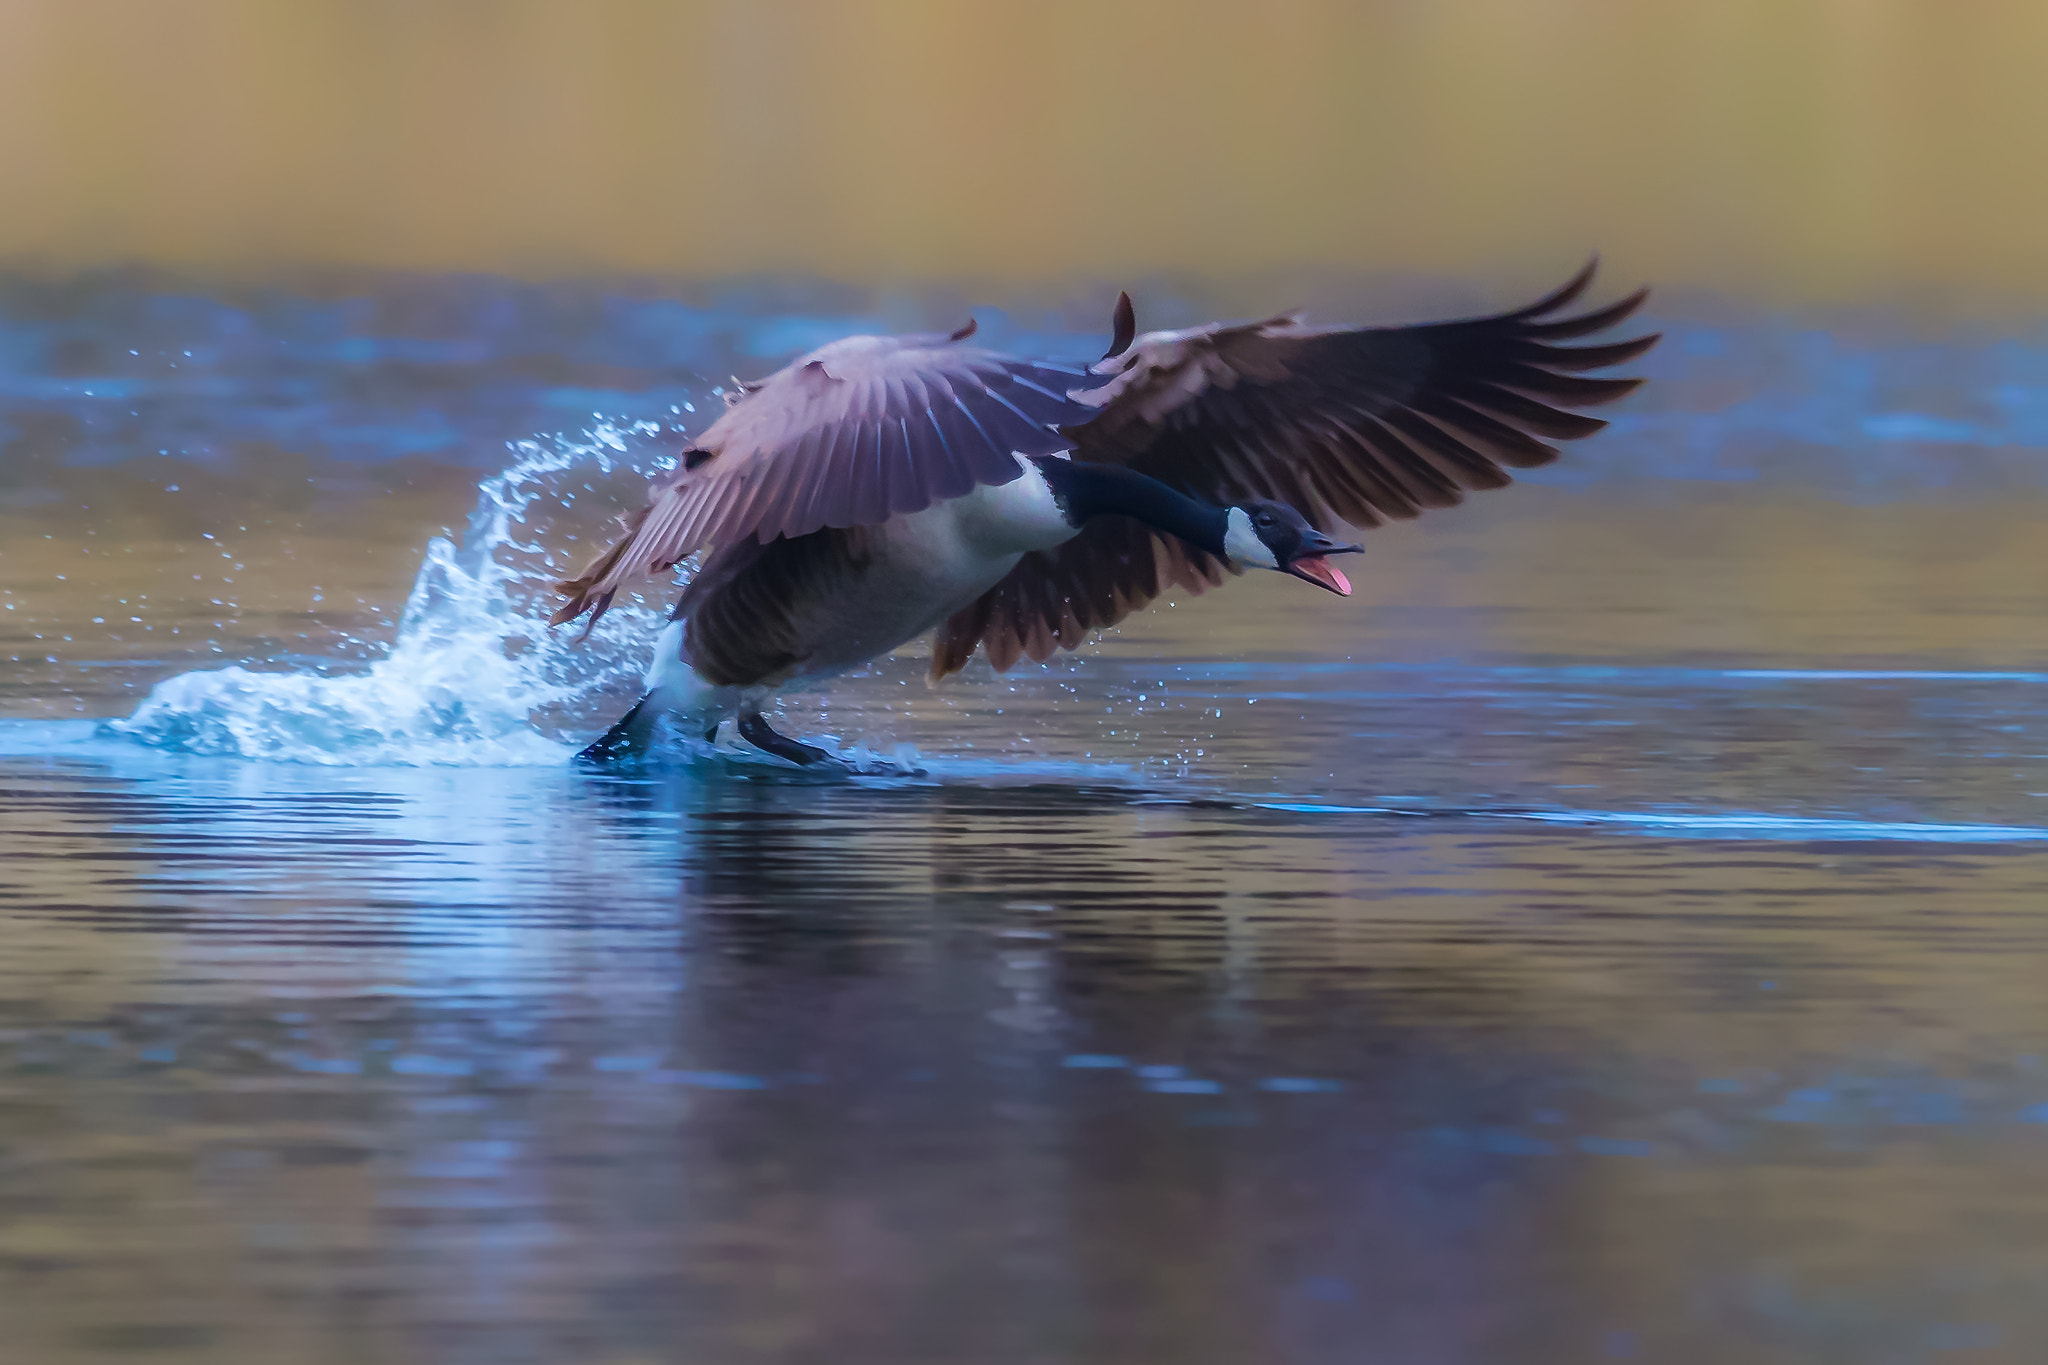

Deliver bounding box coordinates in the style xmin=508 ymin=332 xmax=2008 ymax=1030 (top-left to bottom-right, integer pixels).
xmin=1222 ymin=500 xmax=1362 ymax=596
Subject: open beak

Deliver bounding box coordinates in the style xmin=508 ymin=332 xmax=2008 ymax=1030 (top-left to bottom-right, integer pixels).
xmin=1283 ymin=531 xmax=1363 ymax=597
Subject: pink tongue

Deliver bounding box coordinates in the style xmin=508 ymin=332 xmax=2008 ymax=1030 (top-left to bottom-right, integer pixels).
xmin=1293 ymin=556 xmax=1352 ymax=596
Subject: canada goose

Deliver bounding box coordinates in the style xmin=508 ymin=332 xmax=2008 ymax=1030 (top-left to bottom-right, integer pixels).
xmin=553 ymin=261 xmax=1656 ymax=766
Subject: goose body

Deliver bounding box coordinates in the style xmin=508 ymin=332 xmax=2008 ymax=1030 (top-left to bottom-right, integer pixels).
xmin=554 ymin=263 xmax=1658 ymax=765
xmin=648 ymin=463 xmax=1077 ymax=701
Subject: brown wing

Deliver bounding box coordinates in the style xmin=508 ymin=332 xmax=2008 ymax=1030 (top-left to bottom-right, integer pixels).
xmin=930 ymin=517 xmax=1231 ymax=680
xmin=1066 ymin=258 xmax=1656 ymax=528
xmin=552 ymin=332 xmax=1097 ymax=626
xmin=933 ymin=262 xmax=1655 ymax=677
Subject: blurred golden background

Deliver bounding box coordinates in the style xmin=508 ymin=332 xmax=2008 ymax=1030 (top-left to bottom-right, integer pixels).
xmin=3 ymin=0 xmax=2046 ymax=309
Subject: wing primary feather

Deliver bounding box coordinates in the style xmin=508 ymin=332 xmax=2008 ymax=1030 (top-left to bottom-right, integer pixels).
xmin=1531 ymin=332 xmax=1662 ymax=372
xmin=1479 ymin=364 xmax=1647 ymax=405
xmin=1342 ymin=417 xmax=1463 ymax=509
xmin=1452 ymin=384 xmax=1614 ymax=440
xmin=1330 ymin=411 xmax=1478 ymax=501
xmin=1415 ymin=395 xmax=1563 ymax=467
xmin=1319 ymin=426 xmax=1431 ymax=519
xmin=569 ymin=590 xmax=617 ymax=642
xmin=1372 ymin=407 xmax=1513 ymax=491
xmin=1503 ymin=257 xmax=1599 ymax=320
xmin=1299 ymin=446 xmax=1392 ymax=526
xmin=1524 ymin=288 xmax=1650 ymax=340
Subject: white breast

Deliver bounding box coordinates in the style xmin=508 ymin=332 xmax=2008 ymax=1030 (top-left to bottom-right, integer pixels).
xmin=940 ymin=458 xmax=1076 ymax=558
xmin=871 ymin=459 xmax=1077 ymax=602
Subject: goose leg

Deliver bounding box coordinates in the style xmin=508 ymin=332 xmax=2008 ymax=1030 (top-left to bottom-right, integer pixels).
xmin=737 ymin=711 xmax=842 ymax=768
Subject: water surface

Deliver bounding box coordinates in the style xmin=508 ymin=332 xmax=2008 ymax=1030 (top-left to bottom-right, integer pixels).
xmin=2 ymin=275 xmax=2047 ymax=1363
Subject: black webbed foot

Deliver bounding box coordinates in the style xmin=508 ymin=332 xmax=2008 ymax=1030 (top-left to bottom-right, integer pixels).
xmin=737 ymin=712 xmax=846 ymax=769
xmin=576 ymin=696 xmax=651 ymax=765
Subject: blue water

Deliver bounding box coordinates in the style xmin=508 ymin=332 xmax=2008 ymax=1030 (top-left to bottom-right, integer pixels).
xmin=4 ymin=272 xmax=2048 ymax=1363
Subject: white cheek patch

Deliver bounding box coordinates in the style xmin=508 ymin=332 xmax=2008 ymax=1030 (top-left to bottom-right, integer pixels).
xmin=1223 ymin=507 xmax=1279 ymax=568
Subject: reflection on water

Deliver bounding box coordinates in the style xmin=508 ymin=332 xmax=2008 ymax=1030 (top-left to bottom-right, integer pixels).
xmin=3 ymin=272 xmax=2048 ymax=1361
xmin=5 ymin=738 xmax=2048 ymax=1363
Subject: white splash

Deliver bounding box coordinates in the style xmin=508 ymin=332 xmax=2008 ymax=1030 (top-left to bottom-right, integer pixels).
xmin=107 ymin=424 xmax=671 ymax=765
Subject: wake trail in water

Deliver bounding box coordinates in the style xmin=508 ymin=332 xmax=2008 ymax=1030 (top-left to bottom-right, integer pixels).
xmin=544 ymin=749 xmax=2048 ymax=843
xmin=106 ymin=426 xmax=671 ymax=765
xmin=1248 ymin=798 xmax=2048 ymax=843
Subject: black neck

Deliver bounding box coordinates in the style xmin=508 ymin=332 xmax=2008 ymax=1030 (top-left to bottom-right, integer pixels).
xmin=1029 ymin=456 xmax=1229 ymax=555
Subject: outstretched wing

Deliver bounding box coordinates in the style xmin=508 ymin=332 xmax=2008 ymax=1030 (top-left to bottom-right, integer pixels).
xmin=552 ymin=331 xmax=1097 ymax=626
xmin=932 ymin=262 xmax=1656 ymax=677
xmin=1066 ymin=258 xmax=1656 ymax=527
